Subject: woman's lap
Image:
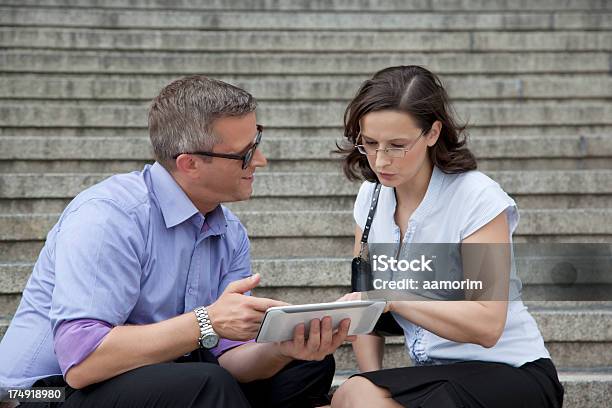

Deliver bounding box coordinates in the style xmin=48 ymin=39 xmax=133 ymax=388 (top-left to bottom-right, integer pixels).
xmin=351 ymin=358 xmax=563 ymax=408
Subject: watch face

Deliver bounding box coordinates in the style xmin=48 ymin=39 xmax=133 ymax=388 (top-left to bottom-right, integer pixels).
xmin=201 ymin=333 xmax=219 ymax=349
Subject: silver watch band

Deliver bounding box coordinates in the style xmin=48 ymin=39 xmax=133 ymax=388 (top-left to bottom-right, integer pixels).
xmin=194 ymin=306 xmax=217 ymax=344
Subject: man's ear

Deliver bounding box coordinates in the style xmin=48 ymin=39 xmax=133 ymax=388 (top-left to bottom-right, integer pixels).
xmin=426 ymin=120 xmax=442 ymax=147
xmin=174 ymin=154 xmax=199 ymax=178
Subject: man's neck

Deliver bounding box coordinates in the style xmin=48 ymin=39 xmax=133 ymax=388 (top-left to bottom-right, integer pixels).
xmin=172 ymin=171 xmax=220 ymax=215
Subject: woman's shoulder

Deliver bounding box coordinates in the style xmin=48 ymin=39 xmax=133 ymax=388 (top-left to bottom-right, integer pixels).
xmin=439 ymin=169 xmax=510 ymax=205
xmin=443 ymin=169 xmax=499 ymax=193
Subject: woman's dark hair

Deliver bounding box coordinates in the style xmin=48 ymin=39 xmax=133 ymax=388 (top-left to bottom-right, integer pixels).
xmin=337 ymin=65 xmax=477 ymax=182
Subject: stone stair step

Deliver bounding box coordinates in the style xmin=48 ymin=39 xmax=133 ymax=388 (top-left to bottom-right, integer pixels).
xmin=2 ymin=253 xmax=610 ymax=295
xmin=2 ymin=50 xmax=609 ymax=75
xmin=2 ymin=8 xmax=611 ymax=30
xmin=3 ymin=27 xmax=611 ymax=52
xmin=2 ymin=193 xmax=612 ymax=214
xmin=1 ymin=135 xmax=610 ymax=160
xmin=330 ymin=370 xmax=612 ymax=407
xmin=2 ymin=74 xmax=611 ymax=100
xmin=7 ymin=234 xmax=612 ymax=269
xmin=3 ymin=0 xmax=611 ymax=12
xmin=2 ymin=100 xmax=611 ymax=128
xmin=0 ymin=170 xmax=610 ymax=198
xmin=2 ymin=125 xmax=611 ymax=139
xmin=1 ymin=209 xmax=611 ymax=242
xmin=6 ymin=158 xmax=612 ymax=174
xmin=0 ymin=304 xmax=610 ymax=370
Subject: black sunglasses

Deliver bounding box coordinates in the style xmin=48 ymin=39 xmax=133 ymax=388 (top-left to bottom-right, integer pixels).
xmin=174 ymin=124 xmax=263 ymax=170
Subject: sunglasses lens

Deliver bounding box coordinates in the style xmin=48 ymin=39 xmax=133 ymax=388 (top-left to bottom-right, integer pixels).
xmin=243 ymin=150 xmax=253 ymax=169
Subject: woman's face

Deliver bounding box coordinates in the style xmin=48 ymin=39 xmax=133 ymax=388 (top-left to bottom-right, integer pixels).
xmin=359 ymin=110 xmax=439 ymax=188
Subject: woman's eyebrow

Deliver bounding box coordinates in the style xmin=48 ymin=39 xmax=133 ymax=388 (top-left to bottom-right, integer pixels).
xmin=362 ymin=134 xmax=411 ymax=143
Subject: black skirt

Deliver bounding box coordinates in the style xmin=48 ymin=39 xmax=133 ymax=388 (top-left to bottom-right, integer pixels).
xmin=353 ymin=358 xmax=563 ymax=408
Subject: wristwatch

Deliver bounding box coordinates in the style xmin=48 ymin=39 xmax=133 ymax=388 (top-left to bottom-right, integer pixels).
xmin=193 ymin=306 xmax=219 ymax=349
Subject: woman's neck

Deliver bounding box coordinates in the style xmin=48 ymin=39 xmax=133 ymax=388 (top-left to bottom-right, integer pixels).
xmin=394 ymin=160 xmax=434 ymax=210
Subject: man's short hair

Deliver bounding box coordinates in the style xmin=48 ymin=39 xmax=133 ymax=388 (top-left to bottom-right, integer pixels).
xmin=148 ymin=75 xmax=257 ymax=169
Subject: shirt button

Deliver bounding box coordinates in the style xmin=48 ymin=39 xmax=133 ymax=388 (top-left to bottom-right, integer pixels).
xmin=188 ymin=288 xmax=195 ymax=295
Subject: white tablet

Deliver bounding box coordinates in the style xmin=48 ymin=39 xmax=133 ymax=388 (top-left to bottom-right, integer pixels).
xmin=255 ymin=300 xmax=386 ymax=343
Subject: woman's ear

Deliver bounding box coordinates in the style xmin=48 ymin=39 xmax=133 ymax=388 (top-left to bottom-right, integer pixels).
xmin=426 ymin=120 xmax=442 ymax=147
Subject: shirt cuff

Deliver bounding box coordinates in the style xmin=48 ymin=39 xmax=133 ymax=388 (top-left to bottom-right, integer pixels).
xmin=209 ymin=338 xmax=255 ymax=357
xmin=53 ymin=319 xmax=113 ymax=376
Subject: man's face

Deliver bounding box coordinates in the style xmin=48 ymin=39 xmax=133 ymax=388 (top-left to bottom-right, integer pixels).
xmin=178 ymin=112 xmax=267 ymax=210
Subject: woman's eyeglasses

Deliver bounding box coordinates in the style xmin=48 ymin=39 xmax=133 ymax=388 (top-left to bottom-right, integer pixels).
xmin=354 ymin=130 xmax=425 ymax=159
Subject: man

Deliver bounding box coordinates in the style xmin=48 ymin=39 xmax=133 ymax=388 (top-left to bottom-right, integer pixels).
xmin=0 ymin=76 xmax=350 ymax=407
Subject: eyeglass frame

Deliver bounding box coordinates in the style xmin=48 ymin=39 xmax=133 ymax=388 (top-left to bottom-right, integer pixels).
xmin=354 ymin=128 xmax=427 ymax=159
xmin=173 ymin=124 xmax=263 ymax=170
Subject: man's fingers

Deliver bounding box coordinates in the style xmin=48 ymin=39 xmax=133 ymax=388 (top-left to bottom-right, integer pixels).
xmin=331 ymin=319 xmax=351 ymax=348
xmin=293 ymin=323 xmax=306 ymax=346
xmin=224 ymin=274 xmax=260 ymax=294
xmin=306 ymin=319 xmax=321 ymax=352
xmin=319 ymin=316 xmax=333 ymax=350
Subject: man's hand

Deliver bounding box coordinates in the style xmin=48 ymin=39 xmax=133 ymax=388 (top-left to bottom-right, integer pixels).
xmin=276 ymin=317 xmax=355 ymax=361
xmin=207 ymin=274 xmax=288 ymax=340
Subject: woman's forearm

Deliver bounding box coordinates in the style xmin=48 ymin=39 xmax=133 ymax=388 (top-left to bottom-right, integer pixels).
xmin=390 ymin=300 xmax=507 ymax=348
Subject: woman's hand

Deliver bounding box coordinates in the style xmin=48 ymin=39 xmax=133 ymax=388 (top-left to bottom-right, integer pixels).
xmin=336 ymin=292 xmax=362 ymax=302
xmin=337 ymin=292 xmax=391 ymax=312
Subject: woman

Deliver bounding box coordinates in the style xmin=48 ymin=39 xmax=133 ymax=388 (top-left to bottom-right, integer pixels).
xmin=331 ymin=66 xmax=564 ymax=408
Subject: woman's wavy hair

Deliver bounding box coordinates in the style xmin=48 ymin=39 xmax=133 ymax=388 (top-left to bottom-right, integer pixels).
xmin=337 ymin=65 xmax=477 ymax=182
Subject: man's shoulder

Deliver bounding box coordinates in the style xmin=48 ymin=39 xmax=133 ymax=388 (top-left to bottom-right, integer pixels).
xmin=63 ymin=169 xmax=152 ymax=221
xmin=220 ymin=205 xmax=249 ymax=239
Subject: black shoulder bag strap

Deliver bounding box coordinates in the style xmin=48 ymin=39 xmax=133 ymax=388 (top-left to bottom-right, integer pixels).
xmin=351 ymin=183 xmax=404 ymax=336
xmin=358 ymin=183 xmax=382 ymax=257
xmin=351 ymin=183 xmax=382 ymax=292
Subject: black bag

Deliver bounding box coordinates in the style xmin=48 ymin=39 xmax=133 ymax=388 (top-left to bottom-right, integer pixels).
xmin=351 ymin=183 xmax=404 ymax=336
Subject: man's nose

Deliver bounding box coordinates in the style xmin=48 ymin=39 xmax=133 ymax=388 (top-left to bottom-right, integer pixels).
xmin=251 ymin=147 xmax=267 ymax=168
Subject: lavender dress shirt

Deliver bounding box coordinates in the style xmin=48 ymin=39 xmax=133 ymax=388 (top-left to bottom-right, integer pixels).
xmin=0 ymin=162 xmax=253 ymax=389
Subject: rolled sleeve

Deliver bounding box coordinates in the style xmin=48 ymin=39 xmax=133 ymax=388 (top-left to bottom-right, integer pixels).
xmin=49 ymin=199 xmax=145 ymax=335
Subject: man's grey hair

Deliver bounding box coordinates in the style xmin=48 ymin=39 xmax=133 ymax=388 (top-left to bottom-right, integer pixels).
xmin=148 ymin=75 xmax=257 ymax=169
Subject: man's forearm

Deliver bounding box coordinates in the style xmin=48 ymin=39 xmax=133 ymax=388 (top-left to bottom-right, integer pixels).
xmin=65 ymin=312 xmax=200 ymax=389
xmin=218 ymin=342 xmax=292 ymax=383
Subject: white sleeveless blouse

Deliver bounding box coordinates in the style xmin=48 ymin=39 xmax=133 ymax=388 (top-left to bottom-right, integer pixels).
xmin=353 ymin=165 xmax=550 ymax=367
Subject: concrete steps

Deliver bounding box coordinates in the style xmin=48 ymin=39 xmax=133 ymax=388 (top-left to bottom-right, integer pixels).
xmin=2 ymin=50 xmax=610 ymax=76
xmin=2 ymin=7 xmax=612 ymax=30
xmin=2 ymin=209 xmax=611 ymax=241
xmin=3 ymin=28 xmax=612 ymax=51
xmin=0 ymin=169 xmax=610 ymax=196
xmin=1 ymin=1 xmax=610 ymax=405
xmin=3 ymin=0 xmax=612 ymax=11
xmin=2 ymin=100 xmax=611 ymax=128
xmin=2 ymin=74 xmax=612 ymax=100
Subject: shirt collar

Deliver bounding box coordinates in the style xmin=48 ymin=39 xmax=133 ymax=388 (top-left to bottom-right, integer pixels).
xmin=150 ymin=162 xmax=227 ymax=232
xmin=202 ymin=204 xmax=228 ymax=237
